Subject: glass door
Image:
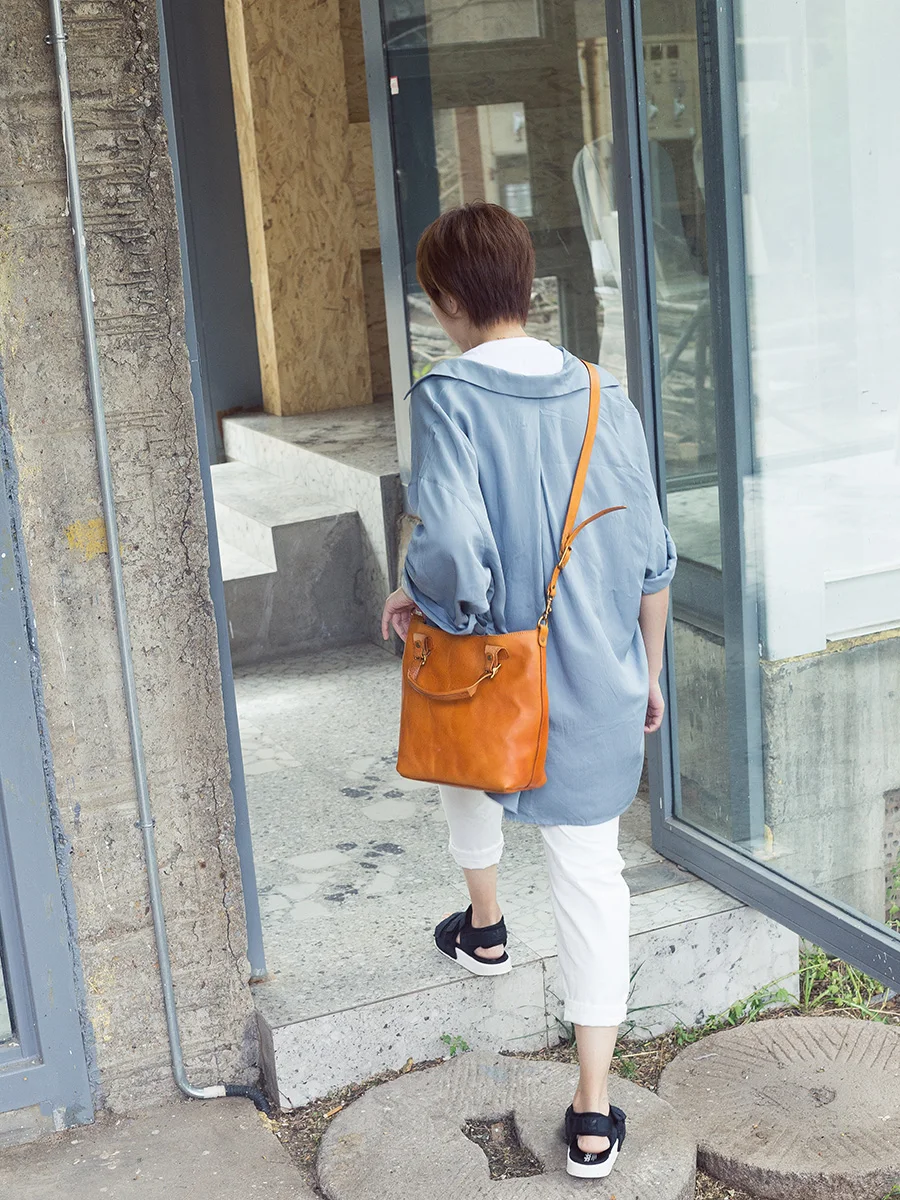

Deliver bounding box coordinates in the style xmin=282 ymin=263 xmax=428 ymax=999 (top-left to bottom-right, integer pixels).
xmin=379 ymin=0 xmax=626 ymax=430
xmin=638 ymin=0 xmax=900 ymax=981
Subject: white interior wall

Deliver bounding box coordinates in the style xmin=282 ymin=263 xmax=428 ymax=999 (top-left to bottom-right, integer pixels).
xmin=738 ymin=0 xmax=900 ymax=658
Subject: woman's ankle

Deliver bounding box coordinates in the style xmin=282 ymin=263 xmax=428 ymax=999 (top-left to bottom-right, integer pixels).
xmin=470 ymin=903 xmax=502 ymax=928
xmin=573 ymin=1089 xmax=610 ymax=1114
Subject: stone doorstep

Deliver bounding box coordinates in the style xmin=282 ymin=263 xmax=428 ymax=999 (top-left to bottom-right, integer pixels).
xmin=659 ymin=1015 xmax=900 ymax=1200
xmin=316 ymin=1051 xmax=697 ymax=1200
xmin=257 ymin=900 xmax=799 ymax=1109
xmin=221 ymin=406 xmax=400 ymax=484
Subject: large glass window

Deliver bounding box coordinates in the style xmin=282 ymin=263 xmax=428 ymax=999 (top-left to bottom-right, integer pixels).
xmin=666 ymin=0 xmax=900 ymax=932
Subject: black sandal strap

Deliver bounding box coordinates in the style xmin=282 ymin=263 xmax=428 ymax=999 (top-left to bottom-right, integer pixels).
xmin=456 ymin=904 xmax=507 ymax=953
xmin=568 ymin=1111 xmax=614 ymax=1139
xmin=434 ymin=910 xmax=467 ymax=948
xmin=565 ymin=1104 xmax=626 ymax=1144
xmin=610 ymin=1105 xmax=627 ymax=1147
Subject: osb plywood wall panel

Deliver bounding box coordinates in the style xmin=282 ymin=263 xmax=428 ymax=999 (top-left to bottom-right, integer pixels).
xmin=226 ymin=0 xmax=372 ymax=415
xmin=348 ymin=121 xmax=379 ymax=249
xmin=339 ymin=0 xmax=370 ymax=123
xmin=224 ymin=0 xmax=281 ymax=412
xmin=362 ymin=248 xmax=392 ymax=402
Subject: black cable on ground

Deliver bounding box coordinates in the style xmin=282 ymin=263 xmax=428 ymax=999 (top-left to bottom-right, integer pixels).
xmin=225 ymin=1083 xmax=275 ymax=1116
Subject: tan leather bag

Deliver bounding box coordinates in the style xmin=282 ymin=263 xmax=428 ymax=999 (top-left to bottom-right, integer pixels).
xmin=396 ymin=360 xmax=625 ymax=794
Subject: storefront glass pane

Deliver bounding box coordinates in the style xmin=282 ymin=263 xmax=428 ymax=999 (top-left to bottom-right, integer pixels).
xmin=0 ymin=921 xmax=13 ymax=1042
xmin=677 ymin=0 xmax=900 ymax=928
xmin=383 ymin=0 xmax=627 ymax=385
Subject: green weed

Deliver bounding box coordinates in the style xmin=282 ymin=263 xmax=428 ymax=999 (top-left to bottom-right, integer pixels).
xmin=440 ymin=1033 xmax=470 ymax=1057
xmin=612 ymin=1047 xmax=638 ymax=1080
xmin=672 ymin=981 xmax=793 ymax=1047
xmin=798 ymin=945 xmax=888 ymax=1019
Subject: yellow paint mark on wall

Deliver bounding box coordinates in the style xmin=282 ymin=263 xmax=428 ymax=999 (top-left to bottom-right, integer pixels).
xmin=65 ymin=518 xmax=108 ymax=561
xmin=87 ymin=964 xmax=116 ymax=1044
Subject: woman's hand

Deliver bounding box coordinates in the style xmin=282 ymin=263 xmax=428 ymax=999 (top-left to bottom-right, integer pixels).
xmin=381 ymin=588 xmax=417 ymax=642
xmin=645 ymin=679 xmax=665 ymax=734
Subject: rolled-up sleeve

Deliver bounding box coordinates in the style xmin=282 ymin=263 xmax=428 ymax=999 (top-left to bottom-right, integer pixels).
xmin=401 ymin=383 xmax=501 ymax=634
xmin=643 ymin=522 xmax=677 ymax=594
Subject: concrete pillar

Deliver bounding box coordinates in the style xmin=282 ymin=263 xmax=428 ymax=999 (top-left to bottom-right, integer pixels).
xmin=0 ymin=0 xmax=256 ymax=1109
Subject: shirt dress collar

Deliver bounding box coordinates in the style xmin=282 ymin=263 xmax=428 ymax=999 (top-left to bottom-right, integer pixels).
xmin=423 ymin=346 xmax=593 ymax=399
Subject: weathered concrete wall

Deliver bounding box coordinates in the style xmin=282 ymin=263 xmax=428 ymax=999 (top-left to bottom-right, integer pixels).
xmin=762 ymin=630 xmax=900 ymax=920
xmin=674 ymin=619 xmax=900 ymax=920
xmin=0 ymin=0 xmax=256 ymax=1111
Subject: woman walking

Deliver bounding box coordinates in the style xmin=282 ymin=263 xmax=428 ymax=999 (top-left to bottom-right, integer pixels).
xmin=381 ymin=202 xmax=675 ymax=1180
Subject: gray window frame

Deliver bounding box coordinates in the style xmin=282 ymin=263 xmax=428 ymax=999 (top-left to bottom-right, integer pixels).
xmin=0 ymin=385 xmax=94 ymax=1122
xmin=363 ymin=0 xmax=900 ymax=986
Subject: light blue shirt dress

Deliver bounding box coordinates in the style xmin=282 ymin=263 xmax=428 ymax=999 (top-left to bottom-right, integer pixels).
xmin=401 ymin=348 xmax=676 ymax=826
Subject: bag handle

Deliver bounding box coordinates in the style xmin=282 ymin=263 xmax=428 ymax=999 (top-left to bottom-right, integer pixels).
xmin=406 ymin=637 xmax=505 ymax=702
xmin=538 ymin=361 xmax=626 ymax=637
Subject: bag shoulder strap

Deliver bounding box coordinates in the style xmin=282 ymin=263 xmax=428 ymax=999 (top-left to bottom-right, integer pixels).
xmin=538 ymin=361 xmax=626 ymax=636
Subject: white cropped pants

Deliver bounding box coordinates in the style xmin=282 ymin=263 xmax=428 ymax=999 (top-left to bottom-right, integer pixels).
xmin=439 ymin=785 xmax=630 ymax=1027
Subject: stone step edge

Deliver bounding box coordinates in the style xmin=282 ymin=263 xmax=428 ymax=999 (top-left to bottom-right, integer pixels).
xmin=211 ymin=460 xmax=355 ymax=528
xmin=218 ymin=539 xmax=277 ymax=583
xmin=222 ymin=415 xmax=400 ymax=485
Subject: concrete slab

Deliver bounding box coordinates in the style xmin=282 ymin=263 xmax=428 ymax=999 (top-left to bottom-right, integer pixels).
xmin=261 ymin=959 xmax=552 ymax=1110
xmin=317 ymin=1051 xmax=696 ymax=1199
xmin=0 ymin=1098 xmax=313 ymax=1200
xmin=659 ymin=1016 xmax=900 ymax=1200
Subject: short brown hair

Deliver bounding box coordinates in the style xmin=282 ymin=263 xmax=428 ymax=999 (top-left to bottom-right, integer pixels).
xmin=416 ymin=202 xmax=535 ymax=329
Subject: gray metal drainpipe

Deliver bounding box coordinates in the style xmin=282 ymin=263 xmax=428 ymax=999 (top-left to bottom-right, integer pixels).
xmin=45 ymin=1 xmax=270 ymax=1114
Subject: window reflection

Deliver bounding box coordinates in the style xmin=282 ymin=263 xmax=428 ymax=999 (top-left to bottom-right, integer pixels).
xmin=434 ymin=103 xmax=532 ymax=215
xmin=388 ymin=0 xmax=626 ymax=386
xmin=424 ymin=0 xmax=541 ymax=46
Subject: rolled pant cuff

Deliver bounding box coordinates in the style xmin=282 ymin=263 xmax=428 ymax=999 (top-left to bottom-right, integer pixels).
xmin=448 ymin=838 xmax=504 ymax=870
xmin=563 ymin=1001 xmax=628 ymax=1028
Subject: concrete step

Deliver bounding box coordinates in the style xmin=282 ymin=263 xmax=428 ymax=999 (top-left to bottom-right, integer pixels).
xmin=222 ymin=406 xmax=401 ymax=646
xmin=317 ymin=1052 xmax=696 ymax=1199
xmin=659 ymin=1016 xmax=900 ymax=1199
xmin=218 ymin=539 xmax=276 ymax=582
xmin=211 ymin=461 xmax=369 ymax=665
xmin=212 ymin=460 xmax=351 ymax=570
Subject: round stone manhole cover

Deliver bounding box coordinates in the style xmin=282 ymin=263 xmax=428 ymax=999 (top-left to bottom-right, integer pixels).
xmin=317 ymin=1051 xmax=696 ymax=1199
xmin=659 ymin=1016 xmax=900 ymax=1200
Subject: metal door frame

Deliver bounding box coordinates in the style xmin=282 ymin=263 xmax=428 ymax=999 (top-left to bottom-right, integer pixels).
xmin=0 ymin=380 xmax=94 ymax=1123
